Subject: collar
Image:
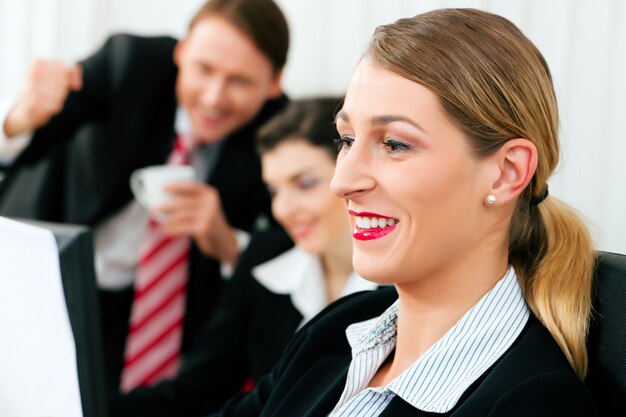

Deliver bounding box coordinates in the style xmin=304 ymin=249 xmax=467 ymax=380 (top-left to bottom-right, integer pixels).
xmin=252 ymin=247 xmax=377 ymax=326
xmin=174 ymin=107 xmax=224 ymax=181
xmin=340 ymin=266 xmax=530 ymax=413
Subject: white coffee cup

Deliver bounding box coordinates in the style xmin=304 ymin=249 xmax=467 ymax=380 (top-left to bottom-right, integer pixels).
xmin=130 ymin=165 xmax=195 ymax=211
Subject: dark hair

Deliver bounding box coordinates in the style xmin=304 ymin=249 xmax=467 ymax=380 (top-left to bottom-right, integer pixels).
xmin=257 ymin=97 xmax=344 ymax=158
xmin=189 ymin=0 xmax=289 ymax=72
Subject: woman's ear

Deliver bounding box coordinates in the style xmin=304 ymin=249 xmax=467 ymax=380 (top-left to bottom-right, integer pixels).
xmin=267 ymin=69 xmax=284 ymax=99
xmin=486 ymin=138 xmax=537 ymax=205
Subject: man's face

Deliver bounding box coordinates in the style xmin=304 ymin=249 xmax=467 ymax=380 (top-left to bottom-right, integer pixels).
xmin=174 ymin=16 xmax=282 ymax=144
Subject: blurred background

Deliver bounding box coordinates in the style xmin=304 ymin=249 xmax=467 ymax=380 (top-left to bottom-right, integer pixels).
xmin=0 ymin=0 xmax=624 ymax=254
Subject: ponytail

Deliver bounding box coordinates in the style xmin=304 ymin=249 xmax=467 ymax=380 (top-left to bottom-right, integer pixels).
xmin=510 ymin=195 xmax=595 ymax=378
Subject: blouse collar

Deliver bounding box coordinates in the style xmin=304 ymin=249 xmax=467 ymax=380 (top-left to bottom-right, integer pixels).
xmin=336 ymin=266 xmax=530 ymax=414
xmin=252 ymin=246 xmax=377 ymax=326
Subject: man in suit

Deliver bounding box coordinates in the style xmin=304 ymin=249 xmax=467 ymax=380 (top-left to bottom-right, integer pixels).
xmin=0 ymin=0 xmax=289 ymax=393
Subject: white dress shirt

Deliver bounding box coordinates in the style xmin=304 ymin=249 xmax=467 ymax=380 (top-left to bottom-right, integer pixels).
xmin=0 ymin=97 xmax=31 ymax=166
xmin=329 ymin=266 xmax=530 ymax=416
xmin=252 ymin=246 xmax=378 ymax=327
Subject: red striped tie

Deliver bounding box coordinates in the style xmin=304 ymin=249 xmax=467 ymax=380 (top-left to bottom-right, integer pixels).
xmin=120 ymin=135 xmax=192 ymax=391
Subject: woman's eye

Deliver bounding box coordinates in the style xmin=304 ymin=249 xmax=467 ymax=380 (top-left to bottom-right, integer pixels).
xmin=333 ymin=136 xmax=354 ymax=151
xmin=298 ymin=177 xmax=319 ymax=190
xmin=382 ymin=138 xmax=410 ymax=153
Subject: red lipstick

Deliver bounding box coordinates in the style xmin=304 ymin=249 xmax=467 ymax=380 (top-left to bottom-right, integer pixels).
xmin=348 ymin=210 xmax=393 ymax=219
xmin=353 ymin=225 xmax=397 ymax=241
xmin=348 ymin=210 xmax=398 ymax=241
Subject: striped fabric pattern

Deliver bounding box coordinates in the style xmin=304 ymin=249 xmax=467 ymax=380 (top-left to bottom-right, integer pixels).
xmin=120 ymin=135 xmax=192 ymax=392
xmin=330 ymin=266 xmax=529 ymax=416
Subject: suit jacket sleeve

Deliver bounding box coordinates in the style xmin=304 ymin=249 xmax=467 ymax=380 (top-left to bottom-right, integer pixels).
xmin=15 ymin=36 xmax=112 ymax=165
xmin=15 ymin=34 xmax=177 ymax=168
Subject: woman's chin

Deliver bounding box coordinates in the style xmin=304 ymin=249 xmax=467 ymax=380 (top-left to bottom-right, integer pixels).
xmin=294 ymin=238 xmax=323 ymax=256
xmin=353 ymin=262 xmax=394 ymax=285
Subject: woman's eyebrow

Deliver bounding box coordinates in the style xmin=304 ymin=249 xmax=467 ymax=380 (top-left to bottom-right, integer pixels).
xmin=335 ymin=111 xmax=426 ymax=134
xmin=289 ymin=169 xmax=314 ymax=182
xmin=370 ymin=114 xmax=427 ymax=134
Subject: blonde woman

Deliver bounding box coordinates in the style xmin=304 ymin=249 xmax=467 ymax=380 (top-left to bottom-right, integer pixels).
xmin=211 ymin=8 xmax=598 ymax=417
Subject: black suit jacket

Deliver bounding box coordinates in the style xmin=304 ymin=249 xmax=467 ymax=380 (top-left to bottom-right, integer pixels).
xmin=210 ymin=287 xmax=598 ymax=417
xmin=109 ymin=228 xmax=302 ymax=417
xmin=0 ymin=34 xmax=288 ymax=390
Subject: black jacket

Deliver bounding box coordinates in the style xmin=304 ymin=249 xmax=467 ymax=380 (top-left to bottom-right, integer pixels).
xmin=210 ymin=287 xmax=598 ymax=417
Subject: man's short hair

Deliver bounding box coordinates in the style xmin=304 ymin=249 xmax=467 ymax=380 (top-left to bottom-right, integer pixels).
xmin=189 ymin=0 xmax=289 ymax=73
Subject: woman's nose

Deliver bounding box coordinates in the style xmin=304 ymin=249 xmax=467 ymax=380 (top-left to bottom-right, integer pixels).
xmin=271 ymin=190 xmax=296 ymax=224
xmin=330 ymin=140 xmax=375 ymax=200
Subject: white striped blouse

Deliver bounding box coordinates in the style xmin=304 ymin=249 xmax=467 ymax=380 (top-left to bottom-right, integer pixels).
xmin=329 ymin=266 xmax=530 ymax=416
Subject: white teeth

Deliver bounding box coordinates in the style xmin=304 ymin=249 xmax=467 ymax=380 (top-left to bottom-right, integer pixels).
xmin=354 ymin=216 xmax=397 ymax=229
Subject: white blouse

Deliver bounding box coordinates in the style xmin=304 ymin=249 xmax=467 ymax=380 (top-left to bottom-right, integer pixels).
xmin=252 ymin=246 xmax=377 ymax=327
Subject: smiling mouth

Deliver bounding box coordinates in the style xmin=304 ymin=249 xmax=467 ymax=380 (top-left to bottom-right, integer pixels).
xmin=348 ymin=211 xmax=398 ymax=241
xmin=287 ymin=223 xmax=315 ymax=240
xmin=196 ymin=108 xmax=229 ymax=124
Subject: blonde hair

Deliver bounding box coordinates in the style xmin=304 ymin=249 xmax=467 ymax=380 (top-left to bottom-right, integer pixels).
xmin=368 ymin=8 xmax=594 ymax=378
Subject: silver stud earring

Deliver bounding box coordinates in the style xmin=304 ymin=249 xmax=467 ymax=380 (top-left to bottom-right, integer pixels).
xmin=486 ymin=194 xmax=497 ymax=205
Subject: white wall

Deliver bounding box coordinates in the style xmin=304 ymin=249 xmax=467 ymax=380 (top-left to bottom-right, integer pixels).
xmin=1 ymin=0 xmax=625 ymax=254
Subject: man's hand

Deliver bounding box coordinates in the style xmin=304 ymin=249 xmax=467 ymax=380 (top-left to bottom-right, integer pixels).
xmin=3 ymin=59 xmax=83 ymax=137
xmin=155 ymin=181 xmax=240 ymax=266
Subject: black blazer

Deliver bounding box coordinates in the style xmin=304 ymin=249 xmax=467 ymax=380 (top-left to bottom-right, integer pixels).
xmin=0 ymin=34 xmax=288 ymax=390
xmin=210 ymin=287 xmax=598 ymax=417
xmin=109 ymin=228 xmax=302 ymax=417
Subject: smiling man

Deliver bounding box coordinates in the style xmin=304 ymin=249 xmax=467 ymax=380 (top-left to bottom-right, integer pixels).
xmin=0 ymin=0 xmax=289 ymax=397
